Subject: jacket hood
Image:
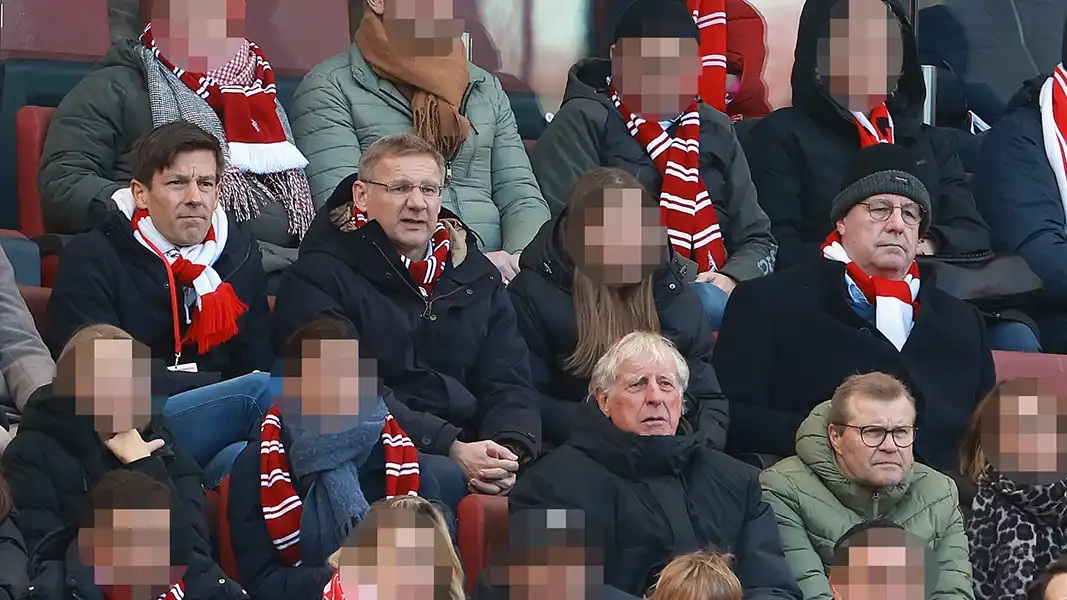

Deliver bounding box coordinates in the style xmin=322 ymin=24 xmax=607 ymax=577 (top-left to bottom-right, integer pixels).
xmin=562 ymin=58 xmax=615 ymax=109
xmin=795 ymin=400 xmax=913 ymax=515
xmin=566 ymin=402 xmax=701 ymax=480
xmin=96 ymin=38 xmax=148 ymax=73
xmin=791 ymin=0 xmax=925 ymax=137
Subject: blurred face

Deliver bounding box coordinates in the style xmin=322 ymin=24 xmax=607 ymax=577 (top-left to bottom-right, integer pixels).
xmin=340 ymin=515 xmax=451 ymax=600
xmin=508 ymin=547 xmax=592 ymax=600
xmin=73 ymin=340 xmax=153 ymax=438
xmin=984 ymin=386 xmax=1067 ymax=486
xmin=596 ymin=357 xmax=683 ymax=436
xmin=837 ymin=194 xmax=921 ymax=280
xmin=368 ymin=0 xmax=464 ymax=56
xmin=280 ymin=339 xmax=380 ymax=435
xmin=354 ymin=154 xmax=445 ymax=262
xmin=131 ymin=149 xmax=219 ymax=247
xmin=1045 ymin=573 xmax=1067 ymax=600
xmin=151 ymin=0 xmax=246 ymax=71
xmin=828 ymin=396 xmax=916 ymax=488
xmin=79 ymin=508 xmax=185 ymax=598
xmin=820 ymin=0 xmax=903 ymax=113
xmin=610 ymin=37 xmax=701 ymax=120
xmin=829 ymin=533 xmax=926 ymax=600
xmin=568 ymin=188 xmax=665 ymax=286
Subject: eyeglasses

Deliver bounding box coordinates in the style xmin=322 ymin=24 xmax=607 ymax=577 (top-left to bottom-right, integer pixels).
xmin=860 ymin=199 xmax=925 ymax=226
xmin=362 ymin=180 xmax=443 ymax=199
xmin=834 ymin=424 xmax=917 ymax=448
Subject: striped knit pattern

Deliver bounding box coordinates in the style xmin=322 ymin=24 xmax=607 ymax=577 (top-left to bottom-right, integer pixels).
xmin=688 ymin=0 xmax=727 ymax=111
xmin=1039 ymin=64 xmax=1067 ymax=222
xmin=160 ymin=581 xmax=185 ymax=600
xmin=323 ymin=571 xmax=346 ymax=600
xmin=259 ymin=406 xmax=420 ymax=567
xmin=354 ymin=212 xmax=451 ymax=298
xmin=608 ymin=81 xmax=727 ymax=273
xmin=852 ymin=103 xmax=896 ymax=147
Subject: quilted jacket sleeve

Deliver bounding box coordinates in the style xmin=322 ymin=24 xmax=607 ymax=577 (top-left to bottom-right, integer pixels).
xmin=290 ymin=69 xmax=363 ymax=207
xmin=759 ymin=468 xmax=834 ymax=600
xmin=930 ymin=480 xmax=975 ymax=599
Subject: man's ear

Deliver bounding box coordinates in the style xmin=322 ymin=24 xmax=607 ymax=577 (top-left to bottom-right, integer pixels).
xmin=131 ymin=180 xmax=151 ymax=211
xmin=353 ymin=180 xmax=369 ymax=213
xmin=594 ymin=391 xmax=610 ymax=417
xmin=366 ymin=0 xmax=385 ymax=16
xmin=835 ymin=218 xmax=847 ymax=236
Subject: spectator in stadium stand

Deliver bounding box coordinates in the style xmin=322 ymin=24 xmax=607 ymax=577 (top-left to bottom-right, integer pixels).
xmin=760 ymin=373 xmax=973 ymax=600
xmin=290 ymin=0 xmax=549 ymax=285
xmin=45 ymin=123 xmax=275 ymax=487
xmin=959 ymin=379 xmax=1067 ymax=600
xmin=827 ymin=520 xmax=932 ymax=600
xmin=226 ymin=318 xmax=444 ymax=600
xmin=972 ymin=18 xmax=1067 ymax=355
xmin=1028 ymin=558 xmax=1067 ymax=600
xmin=507 ymin=167 xmax=728 ymax=451
xmin=272 ymin=134 xmax=540 ymax=511
xmin=510 ymin=332 xmax=802 ymax=600
xmin=0 ymin=472 xmax=28 ymax=600
xmin=2 ymin=326 xmax=245 ymax=600
xmin=0 ymin=246 xmax=55 ymax=456
xmin=528 ymin=0 xmax=778 ymax=332
xmin=38 ymin=0 xmax=316 ymax=292
xmin=743 ymin=0 xmax=994 ymax=277
xmin=713 ymin=144 xmax=995 ymax=475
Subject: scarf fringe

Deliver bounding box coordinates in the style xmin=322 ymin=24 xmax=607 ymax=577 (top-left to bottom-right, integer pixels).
xmin=229 ymin=140 xmax=310 ymax=174
xmin=220 ymin=168 xmax=314 ymax=240
xmin=184 ymin=283 xmax=248 ymax=354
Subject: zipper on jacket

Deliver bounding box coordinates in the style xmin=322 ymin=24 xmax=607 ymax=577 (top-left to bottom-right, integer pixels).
xmin=371 ymin=242 xmax=467 ymax=320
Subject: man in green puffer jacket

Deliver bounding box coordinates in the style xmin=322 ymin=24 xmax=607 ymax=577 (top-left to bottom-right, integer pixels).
xmin=290 ymin=0 xmax=549 ymax=281
xmin=760 ymin=372 xmax=973 ymax=600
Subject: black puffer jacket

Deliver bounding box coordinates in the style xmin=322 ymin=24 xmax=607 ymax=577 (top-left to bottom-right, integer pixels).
xmin=744 ymin=0 xmax=991 ymax=270
xmin=509 ymin=403 xmax=801 ymax=599
xmin=0 ymin=518 xmax=28 ymax=600
xmin=507 ymin=211 xmax=728 ymax=449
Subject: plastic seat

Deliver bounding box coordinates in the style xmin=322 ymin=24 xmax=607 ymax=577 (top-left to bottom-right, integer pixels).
xmin=14 ymin=106 xmax=61 ymax=286
xmin=457 ymin=494 xmax=509 ymax=592
xmin=17 ymin=284 xmax=51 ymax=341
xmin=216 ymin=476 xmax=242 ymax=583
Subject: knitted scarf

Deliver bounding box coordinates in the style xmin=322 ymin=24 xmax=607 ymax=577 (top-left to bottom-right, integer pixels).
xmin=354 ymin=211 xmax=452 ymax=298
xmin=822 ymin=231 xmax=920 ymax=351
xmin=323 ymin=571 xmax=346 ymax=600
xmin=1039 ymin=64 xmax=1067 ymax=221
xmin=852 ymin=103 xmax=895 ymax=147
xmin=138 ymin=24 xmax=315 ymax=239
xmin=687 ymin=0 xmax=727 ymax=111
xmin=102 ymin=581 xmax=185 ymax=600
xmin=113 ymin=190 xmax=247 ymax=355
xmin=259 ymin=405 xmax=420 ymax=567
xmin=355 ymin=11 xmax=471 ymax=160
xmin=608 ymin=80 xmax=726 ymax=273
xmin=968 ymin=465 xmax=1067 ymax=600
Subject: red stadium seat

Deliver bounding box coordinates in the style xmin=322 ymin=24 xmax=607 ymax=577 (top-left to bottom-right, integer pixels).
xmin=457 ymin=495 xmax=509 ymax=592
xmin=217 ymin=477 xmax=242 ymax=583
xmin=18 ymin=285 xmax=51 ymax=342
xmin=15 ymin=106 xmax=59 ymax=286
xmin=992 ymin=351 xmax=1067 ymax=394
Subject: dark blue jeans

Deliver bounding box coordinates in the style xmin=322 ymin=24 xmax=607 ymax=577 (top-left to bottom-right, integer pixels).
xmin=690 ymin=281 xmax=730 ymax=332
xmin=987 ymin=321 xmax=1041 ymax=353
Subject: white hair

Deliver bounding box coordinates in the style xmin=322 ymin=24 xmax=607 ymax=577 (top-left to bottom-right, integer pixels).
xmin=588 ymin=331 xmax=690 ymax=409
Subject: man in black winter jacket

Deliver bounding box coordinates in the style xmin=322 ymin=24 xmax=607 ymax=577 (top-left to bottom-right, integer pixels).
xmin=273 ymin=134 xmax=541 ymax=509
xmin=1 ymin=328 xmax=246 ymax=600
xmin=510 ymin=332 xmax=801 ymax=599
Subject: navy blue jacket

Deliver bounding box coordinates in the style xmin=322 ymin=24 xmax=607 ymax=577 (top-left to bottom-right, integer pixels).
xmin=273 ymin=175 xmax=541 ymax=459
xmin=972 ymin=77 xmax=1067 ymax=352
xmin=46 ymin=210 xmax=274 ymax=396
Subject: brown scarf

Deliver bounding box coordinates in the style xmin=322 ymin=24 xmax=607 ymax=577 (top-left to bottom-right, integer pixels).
xmin=355 ymin=11 xmax=471 ymax=159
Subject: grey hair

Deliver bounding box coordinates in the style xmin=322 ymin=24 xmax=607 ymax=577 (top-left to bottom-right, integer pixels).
xmin=358 ymin=133 xmax=446 ymax=182
xmin=588 ymin=331 xmax=690 ymax=410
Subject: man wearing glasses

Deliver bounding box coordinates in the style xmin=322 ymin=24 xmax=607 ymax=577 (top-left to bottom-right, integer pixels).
xmin=760 ymin=373 xmax=973 ymax=599
xmin=714 ymin=143 xmax=995 ymax=476
xmin=273 ymin=133 xmax=541 ymax=513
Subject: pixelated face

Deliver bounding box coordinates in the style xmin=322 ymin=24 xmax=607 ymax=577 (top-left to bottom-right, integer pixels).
xmin=597 ymin=357 xmax=683 ymax=436
xmin=818 ymin=0 xmax=903 ymax=113
xmin=984 ymin=381 xmax=1067 ymax=485
xmin=837 ymin=193 xmax=920 ymax=279
xmin=131 ymin=148 xmax=219 ymax=248
xmin=829 ymin=530 xmax=926 ymax=600
xmin=353 ymin=154 xmax=445 ymax=262
xmin=567 ymin=188 xmax=665 ymax=286
xmin=502 ymin=509 xmax=597 ymax=600
xmin=151 ymin=0 xmax=246 ymax=72
xmin=280 ymin=339 xmax=381 ymax=435
xmin=1045 ymin=573 xmax=1067 ymax=600
xmin=373 ymin=0 xmax=464 ymax=57
xmin=611 ymin=37 xmax=701 ymax=119
xmin=828 ymin=395 xmax=916 ymax=488
xmin=79 ymin=508 xmax=185 ymax=597
xmin=339 ymin=510 xmax=451 ymax=600
xmin=73 ymin=340 xmax=153 ymax=437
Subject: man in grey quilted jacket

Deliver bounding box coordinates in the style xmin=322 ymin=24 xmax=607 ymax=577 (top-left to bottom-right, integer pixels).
xmin=290 ymin=0 xmax=550 ymax=283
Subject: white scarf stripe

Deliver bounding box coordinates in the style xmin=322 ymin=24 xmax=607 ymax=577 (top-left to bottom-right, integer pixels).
xmin=1040 ymin=67 xmax=1067 ymax=224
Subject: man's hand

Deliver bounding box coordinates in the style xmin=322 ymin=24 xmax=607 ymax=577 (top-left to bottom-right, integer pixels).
xmin=697 ymin=271 xmax=737 ymax=295
xmin=105 ymin=430 xmax=165 ymax=465
xmin=449 ymin=440 xmax=519 ymax=495
xmin=486 ymin=251 xmax=521 ymax=284
xmin=916 ymin=238 xmax=938 ymax=256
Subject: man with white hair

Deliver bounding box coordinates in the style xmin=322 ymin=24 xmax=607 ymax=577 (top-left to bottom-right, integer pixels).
xmin=510 ymin=332 xmax=801 ymax=599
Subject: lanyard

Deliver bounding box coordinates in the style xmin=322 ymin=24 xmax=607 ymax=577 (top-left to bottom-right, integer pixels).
xmin=138 ymin=233 xmax=185 ymax=366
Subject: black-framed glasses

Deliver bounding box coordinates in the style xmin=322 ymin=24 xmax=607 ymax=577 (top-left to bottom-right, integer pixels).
xmin=860 ymin=199 xmax=925 ymax=226
xmin=362 ymin=179 xmax=443 ymax=198
xmin=834 ymin=424 xmax=917 ymax=448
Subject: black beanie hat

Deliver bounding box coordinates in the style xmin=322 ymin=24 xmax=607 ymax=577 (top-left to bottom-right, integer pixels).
xmin=612 ymin=0 xmax=700 ymax=46
xmin=829 ymin=144 xmax=933 ymax=236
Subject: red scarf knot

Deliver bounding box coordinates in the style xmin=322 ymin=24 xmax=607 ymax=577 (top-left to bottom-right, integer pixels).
xmin=353 ymin=211 xmax=452 ymax=298
xmin=853 ymin=103 xmax=896 ymax=147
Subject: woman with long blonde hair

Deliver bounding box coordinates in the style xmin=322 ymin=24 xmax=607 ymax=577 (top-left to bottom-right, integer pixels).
xmin=508 ymin=167 xmax=728 ymax=449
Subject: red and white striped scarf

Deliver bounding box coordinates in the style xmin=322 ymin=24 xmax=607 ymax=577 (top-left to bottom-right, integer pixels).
xmin=323 ymin=571 xmax=346 ymax=600
xmin=687 ymin=0 xmax=727 ymax=111
xmin=608 ymin=81 xmax=727 ymax=273
xmin=853 ymin=103 xmax=895 ymax=147
xmin=822 ymin=231 xmax=920 ymax=351
xmin=259 ymin=406 xmax=420 ymax=567
xmin=1039 ymin=64 xmax=1067 ymax=220
xmin=101 ymin=580 xmax=184 ymax=600
xmin=354 ymin=212 xmax=451 ymax=298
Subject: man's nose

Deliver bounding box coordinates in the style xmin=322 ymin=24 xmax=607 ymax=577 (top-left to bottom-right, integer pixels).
xmin=406 ymin=191 xmax=430 ymax=211
xmin=884 ymin=207 xmax=908 ymax=233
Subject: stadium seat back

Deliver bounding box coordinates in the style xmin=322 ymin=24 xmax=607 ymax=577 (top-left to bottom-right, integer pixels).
xmin=217 ymin=476 xmax=242 ymax=583
xmin=14 ymin=106 xmax=53 ymax=238
xmin=458 ymin=495 xmax=509 ymax=592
